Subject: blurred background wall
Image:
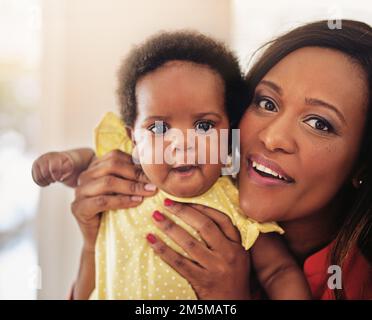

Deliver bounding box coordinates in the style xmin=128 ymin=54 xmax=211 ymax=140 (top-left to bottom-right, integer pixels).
xmin=39 ymin=0 xmax=232 ymax=299
xmin=0 ymin=0 xmax=370 ymax=299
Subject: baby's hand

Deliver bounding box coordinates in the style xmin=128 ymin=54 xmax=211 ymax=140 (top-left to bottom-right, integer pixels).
xmin=32 ymin=151 xmax=76 ymax=187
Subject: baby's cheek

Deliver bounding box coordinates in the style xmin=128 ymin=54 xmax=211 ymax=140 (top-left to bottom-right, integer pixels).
xmin=141 ymin=163 xmax=170 ymax=187
xmin=203 ymin=128 xmax=230 ymax=166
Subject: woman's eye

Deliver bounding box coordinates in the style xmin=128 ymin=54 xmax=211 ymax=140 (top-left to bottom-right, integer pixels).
xmin=304 ymin=118 xmax=332 ymax=132
xmin=256 ymin=97 xmax=278 ymax=112
xmin=148 ymin=121 xmax=169 ymax=135
xmin=195 ymin=121 xmax=215 ymax=133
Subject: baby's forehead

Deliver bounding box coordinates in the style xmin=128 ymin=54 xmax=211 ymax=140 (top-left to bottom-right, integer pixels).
xmin=139 ymin=59 xmax=224 ymax=85
xmin=135 ymin=106 xmax=228 ymax=126
xmin=159 ymin=59 xmax=218 ymax=73
xmin=161 ymin=60 xmax=199 ymax=68
xmin=135 ymin=62 xmax=226 ymax=116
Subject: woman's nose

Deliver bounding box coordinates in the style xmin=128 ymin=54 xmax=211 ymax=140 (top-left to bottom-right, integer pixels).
xmin=258 ymin=117 xmax=298 ymax=154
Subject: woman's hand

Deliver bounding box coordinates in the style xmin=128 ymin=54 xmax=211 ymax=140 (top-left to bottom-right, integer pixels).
xmin=71 ymin=150 xmax=157 ymax=251
xmin=71 ymin=149 xmax=157 ymax=299
xmin=146 ymin=199 xmax=251 ymax=300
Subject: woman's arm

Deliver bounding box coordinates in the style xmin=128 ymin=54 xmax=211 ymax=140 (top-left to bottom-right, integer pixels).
xmin=147 ymin=200 xmax=252 ymax=300
xmin=70 ymin=150 xmax=157 ymax=299
xmin=251 ymin=233 xmax=312 ymax=300
xmin=72 ymin=246 xmax=96 ymax=300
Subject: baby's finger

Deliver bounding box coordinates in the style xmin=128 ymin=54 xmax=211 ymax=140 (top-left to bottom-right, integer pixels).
xmin=37 ymin=156 xmax=57 ymax=186
xmin=40 ymin=165 xmax=54 ymax=185
xmin=31 ymin=161 xmax=50 ymax=186
xmin=59 ymin=154 xmax=75 ymax=181
xmin=49 ymin=156 xmax=63 ymax=181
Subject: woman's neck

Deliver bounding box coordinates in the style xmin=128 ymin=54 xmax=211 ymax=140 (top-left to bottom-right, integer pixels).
xmin=280 ymin=203 xmax=342 ymax=265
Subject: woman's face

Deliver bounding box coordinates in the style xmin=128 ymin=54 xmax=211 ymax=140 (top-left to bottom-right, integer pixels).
xmin=238 ymin=47 xmax=368 ymax=223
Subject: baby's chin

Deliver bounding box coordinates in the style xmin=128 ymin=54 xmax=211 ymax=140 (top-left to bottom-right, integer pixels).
xmin=160 ymin=173 xmax=214 ymax=198
xmin=161 ymin=181 xmax=209 ymax=198
xmin=143 ymin=165 xmax=221 ymax=198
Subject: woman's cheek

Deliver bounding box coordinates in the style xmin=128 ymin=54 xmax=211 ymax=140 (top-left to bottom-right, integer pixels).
xmin=238 ymin=115 xmax=249 ymax=144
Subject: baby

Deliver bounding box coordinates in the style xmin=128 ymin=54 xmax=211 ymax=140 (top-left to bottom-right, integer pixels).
xmin=32 ymin=31 xmax=311 ymax=299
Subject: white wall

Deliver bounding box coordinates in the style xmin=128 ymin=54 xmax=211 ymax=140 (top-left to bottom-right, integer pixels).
xmin=37 ymin=0 xmax=232 ymax=299
xmin=232 ymin=0 xmax=372 ymax=73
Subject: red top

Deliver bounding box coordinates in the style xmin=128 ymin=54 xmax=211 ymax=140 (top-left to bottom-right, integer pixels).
xmin=304 ymin=242 xmax=372 ymax=299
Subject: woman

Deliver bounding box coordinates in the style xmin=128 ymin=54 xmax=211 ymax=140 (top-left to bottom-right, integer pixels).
xmin=71 ymin=20 xmax=372 ymax=299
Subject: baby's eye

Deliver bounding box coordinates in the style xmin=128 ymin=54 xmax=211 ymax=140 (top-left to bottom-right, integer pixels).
xmin=304 ymin=117 xmax=333 ymax=132
xmin=255 ymin=96 xmax=278 ymax=112
xmin=195 ymin=120 xmax=215 ymax=133
xmin=148 ymin=121 xmax=169 ymax=135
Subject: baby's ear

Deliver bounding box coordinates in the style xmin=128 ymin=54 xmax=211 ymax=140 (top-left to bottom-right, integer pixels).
xmin=125 ymin=126 xmax=136 ymax=145
xmin=126 ymin=126 xmax=140 ymax=163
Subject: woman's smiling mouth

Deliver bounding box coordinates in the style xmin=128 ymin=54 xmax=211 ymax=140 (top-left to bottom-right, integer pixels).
xmin=246 ymin=154 xmax=295 ymax=186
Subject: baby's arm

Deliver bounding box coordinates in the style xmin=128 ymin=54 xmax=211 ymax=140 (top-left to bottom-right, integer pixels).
xmin=251 ymin=233 xmax=312 ymax=300
xmin=32 ymin=148 xmax=95 ymax=188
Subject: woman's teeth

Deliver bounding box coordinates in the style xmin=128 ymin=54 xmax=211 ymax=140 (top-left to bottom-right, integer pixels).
xmin=251 ymin=161 xmax=288 ymax=182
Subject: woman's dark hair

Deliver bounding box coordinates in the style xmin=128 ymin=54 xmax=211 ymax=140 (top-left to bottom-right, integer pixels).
xmin=117 ymin=30 xmax=249 ymax=129
xmin=246 ymin=20 xmax=372 ymax=299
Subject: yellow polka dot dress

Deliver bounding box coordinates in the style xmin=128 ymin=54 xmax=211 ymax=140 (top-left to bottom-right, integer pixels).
xmin=91 ymin=112 xmax=284 ymax=300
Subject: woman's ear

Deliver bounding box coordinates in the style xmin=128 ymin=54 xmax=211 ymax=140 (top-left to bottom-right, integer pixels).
xmin=352 ymin=163 xmax=367 ymax=189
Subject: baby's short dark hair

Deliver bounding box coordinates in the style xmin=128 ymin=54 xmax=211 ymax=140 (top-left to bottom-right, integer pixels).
xmin=117 ymin=31 xmax=249 ymax=129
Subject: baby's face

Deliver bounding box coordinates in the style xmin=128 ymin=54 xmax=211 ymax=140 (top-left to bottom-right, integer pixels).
xmin=131 ymin=61 xmax=229 ymax=197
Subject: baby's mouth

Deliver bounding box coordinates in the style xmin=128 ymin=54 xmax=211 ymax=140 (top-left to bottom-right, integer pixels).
xmin=171 ymin=165 xmax=199 ymax=176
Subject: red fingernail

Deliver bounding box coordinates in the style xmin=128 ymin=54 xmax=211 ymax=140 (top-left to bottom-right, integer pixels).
xmin=152 ymin=210 xmax=165 ymax=222
xmin=146 ymin=233 xmax=157 ymax=244
xmin=164 ymin=198 xmax=174 ymax=206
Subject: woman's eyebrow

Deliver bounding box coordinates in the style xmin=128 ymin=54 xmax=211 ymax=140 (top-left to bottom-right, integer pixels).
xmin=260 ymin=80 xmax=346 ymax=125
xmin=260 ymin=80 xmax=283 ymax=95
xmin=305 ymin=97 xmax=346 ymax=125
